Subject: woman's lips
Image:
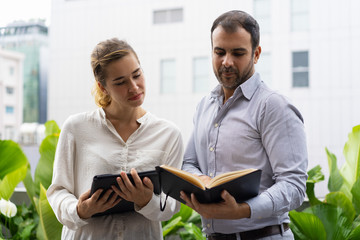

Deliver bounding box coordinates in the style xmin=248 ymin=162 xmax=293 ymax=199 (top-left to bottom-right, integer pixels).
xmin=128 ymin=93 xmax=142 ymax=101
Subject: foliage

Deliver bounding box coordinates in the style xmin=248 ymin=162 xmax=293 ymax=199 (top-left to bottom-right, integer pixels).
xmin=162 ymin=203 xmax=205 ymax=240
xmin=0 ymin=120 xmax=62 ymax=239
xmin=1 ymin=120 xmax=203 ymax=239
xmin=289 ymin=124 xmax=360 ymax=240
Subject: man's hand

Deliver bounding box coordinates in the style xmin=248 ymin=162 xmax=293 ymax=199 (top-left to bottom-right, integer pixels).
xmin=112 ymin=168 xmax=154 ymax=209
xmin=77 ymin=188 xmax=121 ymax=219
xmin=180 ymin=190 xmax=251 ymax=219
xmin=198 ymin=175 xmax=212 ymax=187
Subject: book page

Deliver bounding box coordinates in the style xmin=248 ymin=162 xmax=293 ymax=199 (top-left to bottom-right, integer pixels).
xmin=207 ymin=168 xmax=258 ymax=188
xmin=160 ymin=165 xmax=206 ymax=190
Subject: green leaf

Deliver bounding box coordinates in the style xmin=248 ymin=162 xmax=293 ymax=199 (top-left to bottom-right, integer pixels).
xmin=173 ymin=204 xmax=193 ymax=222
xmin=340 ymin=125 xmax=360 ymax=199
xmin=326 ymin=148 xmax=344 ymax=192
xmin=44 ymin=120 xmax=60 ymax=137
xmin=304 ymin=203 xmax=353 ymax=240
xmin=183 ymin=223 xmax=206 ymax=240
xmin=162 ymin=216 xmax=183 ymax=237
xmin=306 ymin=165 xmax=324 ymax=206
xmin=34 ymin=135 xmax=59 ymax=194
xmin=289 ymin=210 xmax=326 ymax=240
xmin=0 ymin=164 xmax=28 ymax=200
xmin=23 ymin=166 xmax=37 ymax=206
xmin=325 ymin=192 xmax=356 ymax=222
xmin=351 ymin=177 xmax=360 ymax=214
xmin=36 ymin=184 xmax=62 ymax=240
xmin=0 ymin=140 xmax=28 ymax=179
xmin=347 ymin=224 xmax=360 ymax=240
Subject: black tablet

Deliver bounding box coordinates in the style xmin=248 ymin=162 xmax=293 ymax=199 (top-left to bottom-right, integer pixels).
xmin=90 ymin=170 xmax=160 ymax=217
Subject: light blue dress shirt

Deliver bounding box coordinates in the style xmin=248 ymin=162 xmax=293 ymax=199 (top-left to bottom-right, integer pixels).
xmin=182 ymin=72 xmax=308 ymax=234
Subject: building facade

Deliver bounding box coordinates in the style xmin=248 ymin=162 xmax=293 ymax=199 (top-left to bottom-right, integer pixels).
xmin=0 ymin=20 xmax=49 ymax=124
xmin=0 ymin=48 xmax=24 ymax=141
xmin=48 ymin=0 xmax=360 ymax=197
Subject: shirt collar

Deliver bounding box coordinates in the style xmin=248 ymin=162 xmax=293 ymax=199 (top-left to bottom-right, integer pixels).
xmin=210 ymin=72 xmax=261 ymax=101
xmin=99 ymin=107 xmax=149 ymax=124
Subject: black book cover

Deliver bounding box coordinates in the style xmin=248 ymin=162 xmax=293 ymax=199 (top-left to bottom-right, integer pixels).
xmin=156 ymin=166 xmax=262 ymax=204
xmin=90 ymin=170 xmax=160 ymax=217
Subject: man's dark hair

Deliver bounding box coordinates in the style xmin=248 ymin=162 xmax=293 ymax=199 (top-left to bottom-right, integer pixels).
xmin=211 ymin=10 xmax=260 ymax=53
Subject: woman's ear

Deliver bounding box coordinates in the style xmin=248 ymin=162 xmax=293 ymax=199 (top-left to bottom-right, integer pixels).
xmin=98 ymin=82 xmax=108 ymax=94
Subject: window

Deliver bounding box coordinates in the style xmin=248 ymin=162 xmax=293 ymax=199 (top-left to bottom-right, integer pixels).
xmin=6 ymin=87 xmax=14 ymax=94
xmin=193 ymin=57 xmax=210 ymax=93
xmin=292 ymin=51 xmax=309 ymax=87
xmin=153 ymin=8 xmax=183 ymax=24
xmin=4 ymin=126 xmax=15 ymax=140
xmin=291 ymin=0 xmax=309 ymax=31
xmin=160 ymin=59 xmax=176 ymax=94
xmin=9 ymin=66 xmax=14 ymax=76
xmin=6 ymin=106 xmax=14 ymax=114
xmin=253 ymin=0 xmax=271 ymax=33
xmin=256 ymin=52 xmax=272 ymax=86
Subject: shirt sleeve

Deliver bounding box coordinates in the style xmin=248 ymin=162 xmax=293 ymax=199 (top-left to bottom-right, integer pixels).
xmin=246 ymin=93 xmax=308 ymax=219
xmin=136 ymin=126 xmax=183 ymax=221
xmin=46 ymin=119 xmax=89 ymax=230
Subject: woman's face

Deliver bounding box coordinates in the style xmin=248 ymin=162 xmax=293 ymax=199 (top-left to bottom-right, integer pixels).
xmin=100 ymin=53 xmax=145 ymax=110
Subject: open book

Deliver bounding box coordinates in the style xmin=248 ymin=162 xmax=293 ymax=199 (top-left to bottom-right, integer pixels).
xmin=156 ymin=165 xmax=262 ymax=204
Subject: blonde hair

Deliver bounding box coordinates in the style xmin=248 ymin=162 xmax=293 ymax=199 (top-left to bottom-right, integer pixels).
xmin=90 ymin=38 xmax=139 ymax=107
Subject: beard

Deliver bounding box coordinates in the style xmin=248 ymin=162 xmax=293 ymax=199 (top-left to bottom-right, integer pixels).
xmin=215 ymin=60 xmax=255 ymax=90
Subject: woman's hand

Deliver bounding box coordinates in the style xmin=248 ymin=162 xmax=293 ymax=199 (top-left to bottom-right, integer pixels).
xmin=112 ymin=168 xmax=154 ymax=209
xmin=76 ymin=188 xmax=121 ymax=219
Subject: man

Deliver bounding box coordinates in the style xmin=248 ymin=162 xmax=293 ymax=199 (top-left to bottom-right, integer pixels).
xmin=181 ymin=10 xmax=308 ymax=240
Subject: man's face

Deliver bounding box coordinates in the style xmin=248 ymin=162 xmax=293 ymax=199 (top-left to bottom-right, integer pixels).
xmin=212 ymin=26 xmax=261 ymax=90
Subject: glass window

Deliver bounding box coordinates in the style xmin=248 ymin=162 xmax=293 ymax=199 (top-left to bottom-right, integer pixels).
xmin=160 ymin=59 xmax=176 ymax=94
xmin=256 ymin=52 xmax=272 ymax=86
xmin=254 ymin=0 xmax=271 ymax=33
xmin=9 ymin=66 xmax=14 ymax=75
xmin=6 ymin=106 xmax=14 ymax=114
xmin=292 ymin=51 xmax=309 ymax=87
xmin=291 ymin=0 xmax=309 ymax=31
xmin=193 ymin=57 xmax=210 ymax=93
xmin=6 ymin=87 xmax=14 ymax=94
xmin=153 ymin=8 xmax=183 ymax=24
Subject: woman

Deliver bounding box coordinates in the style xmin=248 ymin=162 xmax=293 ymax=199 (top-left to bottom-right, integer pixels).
xmin=47 ymin=38 xmax=183 ymax=239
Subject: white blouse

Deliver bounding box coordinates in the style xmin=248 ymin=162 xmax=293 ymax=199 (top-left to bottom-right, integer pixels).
xmin=47 ymin=108 xmax=184 ymax=240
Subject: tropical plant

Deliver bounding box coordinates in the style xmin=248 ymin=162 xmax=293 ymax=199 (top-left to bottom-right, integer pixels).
xmin=162 ymin=203 xmax=205 ymax=240
xmin=0 ymin=120 xmax=62 ymax=239
xmin=289 ymin=124 xmax=360 ymax=240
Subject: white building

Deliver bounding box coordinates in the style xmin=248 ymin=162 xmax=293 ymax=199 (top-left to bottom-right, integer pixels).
xmin=48 ymin=0 xmax=360 ymax=197
xmin=0 ymin=48 xmax=24 ymax=141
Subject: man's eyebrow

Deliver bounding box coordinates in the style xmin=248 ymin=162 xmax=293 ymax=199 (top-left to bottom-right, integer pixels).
xmin=112 ymin=67 xmax=141 ymax=82
xmin=232 ymin=48 xmax=248 ymax=52
xmin=213 ymin=47 xmax=248 ymax=52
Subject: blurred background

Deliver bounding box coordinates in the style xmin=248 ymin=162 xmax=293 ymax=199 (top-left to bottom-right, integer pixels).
xmin=1 ymin=0 xmax=360 ymax=198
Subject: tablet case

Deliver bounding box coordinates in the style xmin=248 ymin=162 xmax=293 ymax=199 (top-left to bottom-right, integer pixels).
xmin=90 ymin=170 xmax=160 ymax=217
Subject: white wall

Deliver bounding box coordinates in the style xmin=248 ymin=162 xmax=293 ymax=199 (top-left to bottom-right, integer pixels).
xmin=48 ymin=0 xmax=360 ymax=197
xmin=0 ymin=48 xmax=24 ymax=140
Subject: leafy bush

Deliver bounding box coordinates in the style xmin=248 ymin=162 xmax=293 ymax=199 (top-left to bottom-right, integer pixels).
xmin=289 ymin=125 xmax=360 ymax=240
xmin=162 ymin=203 xmax=205 ymax=240
xmin=0 ymin=121 xmax=62 ymax=239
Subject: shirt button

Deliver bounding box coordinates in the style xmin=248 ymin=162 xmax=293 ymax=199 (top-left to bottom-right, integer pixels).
xmin=209 ymin=172 xmax=213 ymax=177
xmin=209 ymin=147 xmax=214 ymax=152
xmin=214 ymin=123 xmax=219 ymax=128
xmin=207 ymin=224 xmax=211 ymax=228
